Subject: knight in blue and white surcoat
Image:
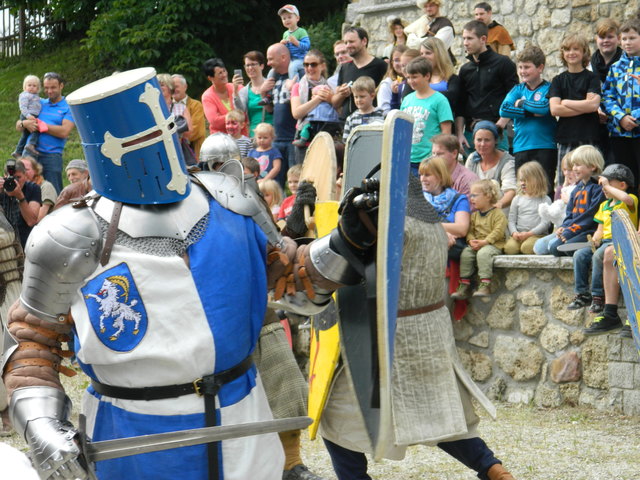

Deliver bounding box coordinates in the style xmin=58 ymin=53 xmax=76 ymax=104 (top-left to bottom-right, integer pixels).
xmin=0 ymin=69 xmax=352 ymax=480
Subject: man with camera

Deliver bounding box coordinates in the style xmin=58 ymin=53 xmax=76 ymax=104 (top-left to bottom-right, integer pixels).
xmin=0 ymin=159 xmax=41 ymax=247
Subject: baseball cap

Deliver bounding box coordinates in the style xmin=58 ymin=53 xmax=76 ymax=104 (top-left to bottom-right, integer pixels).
xmin=600 ymin=163 xmax=634 ymax=188
xmin=278 ymin=4 xmax=299 ymax=16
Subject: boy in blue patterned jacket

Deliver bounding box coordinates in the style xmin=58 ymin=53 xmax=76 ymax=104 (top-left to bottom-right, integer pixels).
xmin=602 ymin=18 xmax=640 ymax=190
xmin=533 ymin=145 xmax=604 ymax=256
xmin=500 ymin=45 xmax=557 ymax=195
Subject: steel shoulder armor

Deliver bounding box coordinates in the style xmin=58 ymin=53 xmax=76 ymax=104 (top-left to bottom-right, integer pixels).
xmin=20 ymin=206 xmax=102 ymax=323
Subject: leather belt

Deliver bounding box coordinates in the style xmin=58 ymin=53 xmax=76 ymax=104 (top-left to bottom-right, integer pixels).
xmin=91 ymin=356 xmax=253 ymax=480
xmin=397 ymin=300 xmax=445 ymax=318
xmin=90 ymin=356 xmax=253 ymax=401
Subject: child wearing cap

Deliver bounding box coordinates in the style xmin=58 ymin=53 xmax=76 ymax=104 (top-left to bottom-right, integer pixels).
xmin=569 ymin=164 xmax=637 ymax=328
xmin=278 ymin=4 xmax=310 ymax=81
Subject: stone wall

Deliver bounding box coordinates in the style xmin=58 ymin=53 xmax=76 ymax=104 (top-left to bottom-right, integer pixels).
xmin=448 ymin=255 xmax=640 ymax=415
xmin=346 ymin=0 xmax=640 ymax=77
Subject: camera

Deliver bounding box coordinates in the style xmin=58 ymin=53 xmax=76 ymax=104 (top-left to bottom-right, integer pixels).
xmin=4 ymin=159 xmax=17 ymax=193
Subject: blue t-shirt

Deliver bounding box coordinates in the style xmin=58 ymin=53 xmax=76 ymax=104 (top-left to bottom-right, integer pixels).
xmin=248 ymin=147 xmax=282 ymax=177
xmin=37 ymin=97 xmax=74 ymax=154
xmin=499 ymin=81 xmax=557 ymax=153
xmin=401 ymin=91 xmax=453 ymax=164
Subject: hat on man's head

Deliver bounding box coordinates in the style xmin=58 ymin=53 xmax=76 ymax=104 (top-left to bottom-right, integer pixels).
xmin=600 ymin=163 xmax=635 ymax=188
xmin=417 ymin=0 xmax=441 ymax=8
xmin=66 ymin=159 xmax=88 ymax=172
xmin=278 ymin=4 xmax=299 ymax=16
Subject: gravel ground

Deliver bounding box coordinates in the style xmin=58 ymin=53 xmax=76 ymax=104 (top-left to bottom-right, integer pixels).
xmin=3 ymin=373 xmax=640 ymax=480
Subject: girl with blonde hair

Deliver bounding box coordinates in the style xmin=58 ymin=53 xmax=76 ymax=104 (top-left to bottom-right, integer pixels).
xmin=504 ymin=161 xmax=552 ymax=254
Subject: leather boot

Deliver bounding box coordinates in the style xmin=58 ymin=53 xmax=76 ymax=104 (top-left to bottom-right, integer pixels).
xmin=486 ymin=464 xmax=515 ymax=480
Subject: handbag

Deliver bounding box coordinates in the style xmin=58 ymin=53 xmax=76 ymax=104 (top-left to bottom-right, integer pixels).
xmin=180 ymin=138 xmax=197 ymax=166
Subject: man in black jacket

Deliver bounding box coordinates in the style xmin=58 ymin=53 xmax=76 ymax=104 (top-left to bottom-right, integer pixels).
xmin=455 ymin=20 xmax=518 ymax=154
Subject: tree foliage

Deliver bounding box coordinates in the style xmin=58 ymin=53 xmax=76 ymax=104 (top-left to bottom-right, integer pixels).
xmin=81 ymin=0 xmax=348 ymax=94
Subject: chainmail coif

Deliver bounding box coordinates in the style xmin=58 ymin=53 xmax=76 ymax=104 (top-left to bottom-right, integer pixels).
xmin=405 ymin=175 xmax=441 ymax=224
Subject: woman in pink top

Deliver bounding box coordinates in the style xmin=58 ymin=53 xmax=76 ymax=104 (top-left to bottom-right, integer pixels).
xmin=201 ymin=58 xmax=248 ymax=135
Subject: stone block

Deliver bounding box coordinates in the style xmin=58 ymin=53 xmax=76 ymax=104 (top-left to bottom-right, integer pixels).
xmin=452 ymin=319 xmax=473 ymax=341
xmin=494 ymin=335 xmax=544 ymax=381
xmin=623 ymin=389 xmax=640 ymax=416
xmin=569 ymin=329 xmax=585 ymax=346
xmin=572 ymin=5 xmax=594 ymax=22
xmin=535 ymin=271 xmax=553 ymax=282
xmin=487 ymin=294 xmax=516 ymax=329
xmin=582 ymin=336 xmax=609 ymax=363
xmin=500 ymin=0 xmax=514 ymax=15
xmin=469 ymin=331 xmax=490 ymax=348
xmin=507 ymin=388 xmax=534 ymax=404
xmin=608 ymin=388 xmax=625 ymax=413
xmin=523 ymin=1 xmax=537 ymax=16
xmin=556 ymin=270 xmax=574 ymax=285
xmin=583 ymin=361 xmax=609 ymax=390
xmin=579 ymin=388 xmax=609 ymax=410
xmin=608 ymin=335 xmax=622 ymax=361
xmin=559 ymin=382 xmax=580 ymax=406
xmin=519 ymin=307 xmax=547 ymax=336
xmin=572 ymin=0 xmax=592 ymax=6
xmin=550 ymin=351 xmax=581 ymax=383
xmin=465 ymin=305 xmax=487 ymax=327
xmin=540 ymin=324 xmax=570 ymax=353
xmin=535 ymin=383 xmax=562 ymax=407
xmin=609 ymin=362 xmax=635 ymax=389
xmin=635 ymin=363 xmax=640 ymax=387
xmin=469 ymin=352 xmax=493 ymax=382
xmin=620 ymin=338 xmax=639 ymax=363
xmin=517 ymin=289 xmax=544 ymax=306
xmin=505 ymin=270 xmax=529 ymax=291
xmin=550 ymin=285 xmax=584 ymax=326
xmin=487 ymin=377 xmax=507 ymax=401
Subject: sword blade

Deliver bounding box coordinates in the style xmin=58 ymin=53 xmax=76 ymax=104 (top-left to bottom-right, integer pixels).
xmin=85 ymin=416 xmax=311 ymax=462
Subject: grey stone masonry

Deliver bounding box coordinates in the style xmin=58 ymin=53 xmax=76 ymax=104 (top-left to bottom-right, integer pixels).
xmin=446 ymin=254 xmax=640 ymax=416
xmin=346 ymin=0 xmax=640 ymax=77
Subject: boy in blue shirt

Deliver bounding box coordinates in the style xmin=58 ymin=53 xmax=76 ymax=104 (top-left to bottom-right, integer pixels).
xmin=278 ymin=4 xmax=310 ymax=81
xmin=401 ymin=56 xmax=453 ymax=177
xmin=500 ymin=45 xmax=557 ymax=194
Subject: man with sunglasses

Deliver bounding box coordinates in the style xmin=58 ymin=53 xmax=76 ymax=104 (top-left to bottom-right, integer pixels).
xmin=17 ymin=72 xmax=75 ymax=194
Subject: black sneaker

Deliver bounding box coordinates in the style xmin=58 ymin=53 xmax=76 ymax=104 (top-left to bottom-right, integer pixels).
xmin=583 ymin=315 xmax=623 ymax=336
xmin=283 ymin=465 xmax=326 ymax=480
xmin=620 ymin=324 xmax=633 ymax=338
xmin=588 ymin=295 xmax=605 ymax=314
xmin=567 ymin=293 xmax=592 ymax=310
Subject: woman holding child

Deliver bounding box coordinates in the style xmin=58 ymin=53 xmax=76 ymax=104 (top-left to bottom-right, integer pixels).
xmin=464 ymin=120 xmax=517 ymax=209
xmin=419 ymin=156 xmax=470 ymax=259
xmin=290 ymin=49 xmax=339 ymax=161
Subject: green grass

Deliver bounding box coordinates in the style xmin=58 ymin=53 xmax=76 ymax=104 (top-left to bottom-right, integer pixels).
xmin=0 ymin=40 xmax=101 ymax=175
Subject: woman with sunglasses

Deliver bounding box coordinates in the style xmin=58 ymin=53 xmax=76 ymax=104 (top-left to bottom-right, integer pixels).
xmin=234 ymin=51 xmax=274 ymax=137
xmin=290 ymin=49 xmax=340 ymax=161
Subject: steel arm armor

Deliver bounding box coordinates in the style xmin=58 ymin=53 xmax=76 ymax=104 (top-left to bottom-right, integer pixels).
xmin=20 ymin=206 xmax=102 ymax=323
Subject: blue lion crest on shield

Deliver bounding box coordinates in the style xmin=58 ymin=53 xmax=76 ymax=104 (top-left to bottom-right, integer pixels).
xmin=81 ymin=263 xmax=148 ymax=351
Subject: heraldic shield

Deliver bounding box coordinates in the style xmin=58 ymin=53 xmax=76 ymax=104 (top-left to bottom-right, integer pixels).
xmin=611 ymin=210 xmax=640 ymax=354
xmin=81 ymin=262 xmax=148 ymax=352
xmin=336 ymin=110 xmax=413 ymax=459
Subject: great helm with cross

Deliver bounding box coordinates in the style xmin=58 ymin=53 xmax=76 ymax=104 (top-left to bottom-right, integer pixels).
xmin=66 ymin=67 xmax=191 ymax=204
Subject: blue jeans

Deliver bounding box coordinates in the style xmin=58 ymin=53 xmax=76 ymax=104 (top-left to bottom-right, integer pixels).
xmin=533 ymin=231 xmax=591 ymax=257
xmin=35 ymin=152 xmax=63 ymax=194
xmin=273 ymin=141 xmax=296 ymax=189
xmin=323 ymin=436 xmax=500 ymax=480
xmin=573 ymin=239 xmax=611 ymax=296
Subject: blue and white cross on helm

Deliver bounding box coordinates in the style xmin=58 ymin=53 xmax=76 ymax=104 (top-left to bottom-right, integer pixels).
xmin=66 ymin=67 xmax=191 ymax=205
